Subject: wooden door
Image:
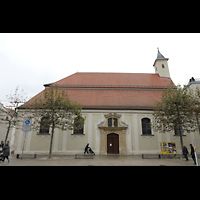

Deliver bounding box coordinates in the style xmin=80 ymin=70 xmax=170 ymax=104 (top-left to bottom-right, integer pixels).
xmin=107 ymin=133 xmax=119 ymax=154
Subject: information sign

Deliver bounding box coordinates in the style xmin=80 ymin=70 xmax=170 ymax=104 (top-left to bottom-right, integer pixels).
xmin=22 ymin=119 xmax=32 ymax=132
xmin=160 ymin=142 xmax=177 ymax=155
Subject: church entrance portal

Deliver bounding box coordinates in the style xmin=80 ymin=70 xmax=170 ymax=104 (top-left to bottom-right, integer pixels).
xmin=107 ymin=133 xmax=119 ymax=154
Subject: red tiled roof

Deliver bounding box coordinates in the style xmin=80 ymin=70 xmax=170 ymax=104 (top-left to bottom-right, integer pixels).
xmin=61 ymin=89 xmax=165 ymax=110
xmin=21 ymin=72 xmax=175 ymax=110
xmin=47 ymin=72 xmax=173 ymax=89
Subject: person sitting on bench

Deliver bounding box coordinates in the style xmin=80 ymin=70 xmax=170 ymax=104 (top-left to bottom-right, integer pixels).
xmin=84 ymin=143 xmax=89 ymax=154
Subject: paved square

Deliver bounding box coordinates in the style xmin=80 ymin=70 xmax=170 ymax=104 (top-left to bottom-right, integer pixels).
xmin=0 ymin=155 xmax=197 ymax=166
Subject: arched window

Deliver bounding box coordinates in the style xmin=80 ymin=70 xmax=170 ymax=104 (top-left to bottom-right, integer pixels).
xmin=141 ymin=118 xmax=152 ymax=135
xmin=39 ymin=117 xmax=50 ymax=134
xmin=162 ymin=64 xmax=165 ymax=68
xmin=73 ymin=116 xmax=84 ymax=134
xmin=174 ymin=124 xmax=184 ymax=136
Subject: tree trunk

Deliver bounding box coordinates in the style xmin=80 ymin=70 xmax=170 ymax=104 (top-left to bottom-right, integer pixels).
xmin=176 ymin=103 xmax=184 ymax=154
xmin=196 ymin=116 xmax=200 ymax=135
xmin=5 ymin=120 xmax=11 ymax=144
xmin=49 ymin=123 xmax=55 ymax=158
xmin=179 ymin=131 xmax=184 ymax=154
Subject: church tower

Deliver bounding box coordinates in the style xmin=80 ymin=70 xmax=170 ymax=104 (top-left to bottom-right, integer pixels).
xmin=153 ymin=48 xmax=170 ymax=78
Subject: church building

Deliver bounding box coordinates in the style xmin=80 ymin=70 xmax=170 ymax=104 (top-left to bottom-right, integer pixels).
xmin=12 ymin=50 xmax=200 ymax=156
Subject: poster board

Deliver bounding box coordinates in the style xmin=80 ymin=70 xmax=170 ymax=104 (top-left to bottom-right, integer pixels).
xmin=160 ymin=142 xmax=177 ymax=154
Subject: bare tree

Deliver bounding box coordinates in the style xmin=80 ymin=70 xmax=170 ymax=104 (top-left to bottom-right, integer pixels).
xmin=0 ymin=86 xmax=29 ymax=143
xmin=153 ymin=83 xmax=197 ymax=153
xmin=30 ymin=85 xmax=84 ymax=158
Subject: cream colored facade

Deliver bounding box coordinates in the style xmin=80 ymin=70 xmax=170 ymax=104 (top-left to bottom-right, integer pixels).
xmin=153 ymin=49 xmax=170 ymax=78
xmin=187 ymin=80 xmax=200 ymax=92
xmin=154 ymin=59 xmax=170 ymax=78
xmin=11 ymin=108 xmax=200 ymax=156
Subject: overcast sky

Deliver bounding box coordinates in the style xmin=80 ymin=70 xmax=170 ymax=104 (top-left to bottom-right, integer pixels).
xmin=0 ymin=33 xmax=199 ymax=104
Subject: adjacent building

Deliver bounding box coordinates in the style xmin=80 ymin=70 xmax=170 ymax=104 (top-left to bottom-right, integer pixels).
xmin=0 ymin=103 xmax=15 ymax=146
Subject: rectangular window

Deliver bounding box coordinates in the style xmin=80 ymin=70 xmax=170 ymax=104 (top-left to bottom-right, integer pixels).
xmin=114 ymin=118 xmax=118 ymax=127
xmin=74 ymin=127 xmax=84 ymax=134
xmin=108 ymin=118 xmax=112 ymax=127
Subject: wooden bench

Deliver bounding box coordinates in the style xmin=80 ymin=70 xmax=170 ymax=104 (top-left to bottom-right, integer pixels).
xmin=142 ymin=154 xmax=161 ymax=159
xmin=75 ymin=154 xmax=94 ymax=159
xmin=161 ymin=154 xmax=178 ymax=159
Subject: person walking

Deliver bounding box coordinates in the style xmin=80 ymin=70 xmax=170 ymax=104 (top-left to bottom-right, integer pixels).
xmin=190 ymin=144 xmax=196 ymax=165
xmin=1 ymin=141 xmax=4 ymax=148
xmin=2 ymin=142 xmax=10 ymax=162
xmin=183 ymin=146 xmax=189 ymax=161
xmin=0 ymin=145 xmax=3 ymax=162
